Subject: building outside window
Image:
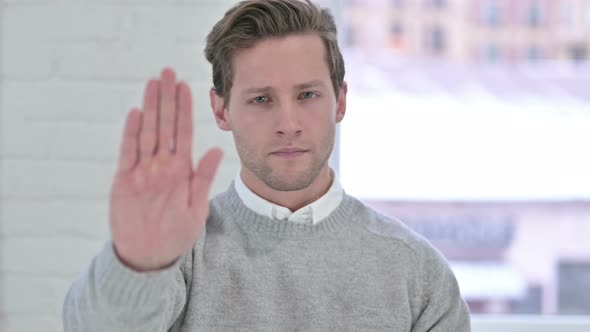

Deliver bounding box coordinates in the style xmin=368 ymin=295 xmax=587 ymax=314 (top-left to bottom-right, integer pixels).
xmin=560 ymin=0 xmax=574 ymax=25
xmin=335 ymin=0 xmax=590 ymax=328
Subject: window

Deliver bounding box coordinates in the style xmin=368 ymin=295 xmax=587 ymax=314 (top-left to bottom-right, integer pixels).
xmin=481 ymin=0 xmax=501 ymax=26
xmin=527 ymin=46 xmax=541 ymax=62
xmin=389 ymin=22 xmax=404 ymax=49
xmin=484 ymin=43 xmax=500 ymax=62
xmin=390 ymin=23 xmax=403 ymax=35
xmin=344 ymin=23 xmax=355 ymax=47
xmin=425 ymin=0 xmax=446 ymax=9
xmin=330 ymin=0 xmax=590 ymax=327
xmin=391 ymin=0 xmax=404 ymax=9
xmin=559 ymin=262 xmax=590 ymax=314
xmin=527 ymin=0 xmax=543 ymax=27
xmin=427 ymin=26 xmax=446 ymax=54
xmin=570 ymin=45 xmax=588 ymax=62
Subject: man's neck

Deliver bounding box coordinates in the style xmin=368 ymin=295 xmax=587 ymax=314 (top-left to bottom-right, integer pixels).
xmin=240 ymin=166 xmax=333 ymax=212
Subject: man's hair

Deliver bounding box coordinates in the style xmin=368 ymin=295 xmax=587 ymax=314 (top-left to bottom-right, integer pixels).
xmin=204 ymin=0 xmax=345 ymax=105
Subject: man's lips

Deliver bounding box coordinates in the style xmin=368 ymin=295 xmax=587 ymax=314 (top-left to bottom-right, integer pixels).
xmin=270 ymin=148 xmax=309 ymax=157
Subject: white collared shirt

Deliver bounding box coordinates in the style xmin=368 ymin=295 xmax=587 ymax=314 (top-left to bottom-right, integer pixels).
xmin=234 ymin=169 xmax=344 ymax=225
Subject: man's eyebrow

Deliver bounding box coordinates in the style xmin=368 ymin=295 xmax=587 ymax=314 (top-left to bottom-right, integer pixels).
xmin=241 ymin=86 xmax=273 ymax=95
xmin=240 ymin=80 xmax=327 ymax=95
xmin=294 ymin=80 xmax=326 ymax=90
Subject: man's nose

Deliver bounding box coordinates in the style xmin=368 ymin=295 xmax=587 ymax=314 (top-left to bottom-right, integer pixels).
xmin=275 ymin=102 xmax=303 ymax=137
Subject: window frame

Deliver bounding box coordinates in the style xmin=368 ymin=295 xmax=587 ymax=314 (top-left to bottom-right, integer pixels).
xmin=472 ymin=315 xmax=590 ymax=331
xmin=323 ymin=0 xmax=590 ymax=326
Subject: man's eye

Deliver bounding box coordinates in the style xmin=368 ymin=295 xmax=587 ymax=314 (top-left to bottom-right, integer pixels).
xmin=253 ymin=96 xmax=268 ymax=103
xmin=300 ymin=91 xmax=317 ymax=99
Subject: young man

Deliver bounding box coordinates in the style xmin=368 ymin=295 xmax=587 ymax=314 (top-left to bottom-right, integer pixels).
xmin=63 ymin=0 xmax=470 ymax=330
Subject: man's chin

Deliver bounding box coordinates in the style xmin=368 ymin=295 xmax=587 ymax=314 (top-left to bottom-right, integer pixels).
xmin=265 ymin=178 xmax=312 ymax=192
xmin=263 ymin=171 xmax=316 ymax=192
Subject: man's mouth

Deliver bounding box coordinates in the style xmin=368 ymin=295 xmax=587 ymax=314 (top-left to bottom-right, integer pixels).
xmin=271 ymin=148 xmax=309 ymax=157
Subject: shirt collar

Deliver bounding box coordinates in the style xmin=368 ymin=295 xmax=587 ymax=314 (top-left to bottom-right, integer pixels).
xmin=234 ymin=169 xmax=344 ymax=225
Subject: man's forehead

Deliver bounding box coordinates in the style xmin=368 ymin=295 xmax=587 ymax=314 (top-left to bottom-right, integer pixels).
xmin=231 ymin=34 xmax=327 ymax=66
xmin=227 ymin=33 xmax=332 ymax=97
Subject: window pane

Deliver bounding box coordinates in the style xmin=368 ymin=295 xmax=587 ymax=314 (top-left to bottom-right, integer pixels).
xmin=338 ymin=0 xmax=590 ymax=316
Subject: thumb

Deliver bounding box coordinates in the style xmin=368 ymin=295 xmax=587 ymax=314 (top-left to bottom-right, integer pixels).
xmin=189 ymin=148 xmax=223 ymax=211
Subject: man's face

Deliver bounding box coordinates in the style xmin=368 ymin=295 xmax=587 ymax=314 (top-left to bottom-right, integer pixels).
xmin=215 ymin=33 xmax=346 ymax=192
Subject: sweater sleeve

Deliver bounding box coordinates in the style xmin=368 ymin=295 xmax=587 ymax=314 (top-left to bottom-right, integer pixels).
xmin=411 ymin=244 xmax=471 ymax=332
xmin=62 ymin=241 xmax=190 ymax=332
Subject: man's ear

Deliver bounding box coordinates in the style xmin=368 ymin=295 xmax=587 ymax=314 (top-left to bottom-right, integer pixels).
xmin=335 ymin=81 xmax=347 ymax=123
xmin=210 ymin=88 xmax=231 ymax=131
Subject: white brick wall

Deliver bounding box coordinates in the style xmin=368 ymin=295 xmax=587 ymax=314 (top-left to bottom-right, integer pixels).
xmin=1 ymin=1 xmax=241 ymax=330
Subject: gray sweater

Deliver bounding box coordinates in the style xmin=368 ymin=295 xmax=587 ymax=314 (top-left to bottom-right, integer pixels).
xmin=63 ymin=183 xmax=470 ymax=331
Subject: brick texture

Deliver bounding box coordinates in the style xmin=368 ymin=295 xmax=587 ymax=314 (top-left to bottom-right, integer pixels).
xmin=0 ymin=1 xmax=241 ymax=330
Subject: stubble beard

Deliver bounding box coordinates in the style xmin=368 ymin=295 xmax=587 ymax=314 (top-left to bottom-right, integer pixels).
xmin=236 ymin=134 xmax=334 ymax=192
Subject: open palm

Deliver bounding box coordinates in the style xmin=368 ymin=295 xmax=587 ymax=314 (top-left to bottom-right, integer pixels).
xmin=109 ymin=68 xmax=223 ymax=271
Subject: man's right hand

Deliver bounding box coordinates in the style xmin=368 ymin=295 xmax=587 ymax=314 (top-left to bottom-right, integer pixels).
xmin=108 ymin=68 xmax=223 ymax=272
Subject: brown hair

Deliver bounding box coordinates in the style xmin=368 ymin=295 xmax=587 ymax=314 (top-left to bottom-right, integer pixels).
xmin=204 ymin=0 xmax=345 ymax=105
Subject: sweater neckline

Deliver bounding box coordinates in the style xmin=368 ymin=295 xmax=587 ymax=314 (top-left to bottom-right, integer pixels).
xmin=213 ymin=181 xmax=363 ymax=238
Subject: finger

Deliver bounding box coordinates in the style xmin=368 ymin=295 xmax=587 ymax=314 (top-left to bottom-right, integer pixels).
xmin=139 ymin=79 xmax=160 ymax=162
xmin=189 ymin=148 xmax=223 ymax=210
xmin=176 ymin=81 xmax=193 ymax=159
xmin=157 ymin=68 xmax=177 ymax=158
xmin=116 ymin=109 xmax=141 ymax=173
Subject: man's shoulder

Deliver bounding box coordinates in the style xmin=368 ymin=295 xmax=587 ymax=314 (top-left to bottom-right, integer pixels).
xmin=208 ymin=184 xmax=237 ymax=212
xmin=351 ymin=199 xmax=457 ymax=284
xmin=350 ymin=197 xmax=443 ymax=261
